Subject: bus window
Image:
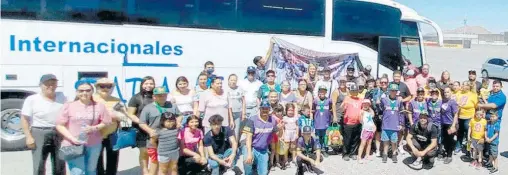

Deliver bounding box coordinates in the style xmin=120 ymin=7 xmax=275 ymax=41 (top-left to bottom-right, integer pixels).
xmin=238 ymin=0 xmax=325 ymax=36
xmin=378 ymin=36 xmax=402 ymax=71
xmin=401 ymin=21 xmax=423 ymax=67
xmin=332 ymin=0 xmax=401 ymax=50
xmin=196 ymin=0 xmax=237 ymax=29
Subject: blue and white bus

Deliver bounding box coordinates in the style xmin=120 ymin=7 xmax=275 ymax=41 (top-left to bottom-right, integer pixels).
xmin=1 ymin=0 xmax=443 ymax=150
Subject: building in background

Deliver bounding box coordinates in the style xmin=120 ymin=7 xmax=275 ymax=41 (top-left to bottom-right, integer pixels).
xmin=424 ymin=26 xmax=507 ymax=48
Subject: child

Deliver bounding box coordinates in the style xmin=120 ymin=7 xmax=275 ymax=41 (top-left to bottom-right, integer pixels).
xmin=282 ymin=103 xmax=299 ymax=169
xmin=150 ymin=112 xmax=180 ymax=175
xmin=468 ymin=110 xmax=487 ymax=169
xmin=486 ymin=113 xmax=500 ymax=173
xmin=313 ymin=86 xmax=332 ymax=157
xmin=296 ymin=126 xmax=322 ymax=175
xmin=479 ymin=79 xmax=490 ymax=104
xmin=270 ymin=104 xmax=284 ymax=171
xmin=298 ymin=105 xmax=314 ymax=134
xmin=358 ymin=99 xmax=376 ymax=163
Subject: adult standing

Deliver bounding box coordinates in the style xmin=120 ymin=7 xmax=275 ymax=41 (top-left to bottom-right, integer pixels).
xmin=55 ymin=82 xmax=112 ymax=175
xmin=127 ymin=76 xmax=155 ymax=175
xmin=295 ymin=79 xmax=313 ymax=118
xmin=331 ymin=76 xmax=349 ymax=123
xmin=440 ymin=87 xmax=459 ymax=164
xmin=455 ymin=81 xmax=478 ymax=154
xmin=195 ymin=73 xmax=210 ymax=118
xmin=391 ymin=70 xmax=413 ymax=103
xmin=468 ymin=70 xmax=482 ymax=93
xmin=170 ymin=76 xmax=195 ymax=127
xmin=345 ymin=64 xmax=358 ymax=83
xmin=313 ymin=67 xmax=335 ymax=99
xmin=372 ymin=77 xmax=389 ymax=156
xmin=406 ymin=113 xmax=439 ymax=169
xmin=362 ymin=65 xmax=375 ymax=80
xmin=416 ymin=64 xmax=431 ymax=88
xmin=239 ymin=66 xmax=263 ymax=119
xmin=199 ymin=76 xmax=234 ymax=134
xmin=21 ymin=74 xmax=67 ymax=175
xmin=404 ymin=69 xmax=418 ymax=97
xmin=478 ymin=80 xmax=506 ymax=120
xmin=279 ymin=80 xmax=298 ymax=109
xmin=303 ymin=63 xmax=318 ymax=92
xmin=340 ymin=84 xmax=363 ymax=161
xmin=204 ymin=115 xmax=238 ymax=175
xmin=258 ymin=70 xmax=282 ymax=101
xmin=225 ymin=74 xmax=246 ymax=140
xmin=253 ymin=56 xmax=267 ymax=83
xmin=437 ymin=71 xmax=452 ymax=95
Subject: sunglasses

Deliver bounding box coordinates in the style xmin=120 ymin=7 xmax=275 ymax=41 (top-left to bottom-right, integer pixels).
xmin=78 ymin=89 xmax=92 ymax=93
xmin=98 ymin=84 xmax=113 ymax=89
xmin=381 ymin=82 xmax=388 ymax=84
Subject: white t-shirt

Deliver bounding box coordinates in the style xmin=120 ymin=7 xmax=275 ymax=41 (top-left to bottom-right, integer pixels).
xmin=239 ymin=79 xmax=262 ymax=108
xmin=361 ymin=111 xmax=376 ymax=131
xmin=21 ymin=92 xmax=67 ymax=127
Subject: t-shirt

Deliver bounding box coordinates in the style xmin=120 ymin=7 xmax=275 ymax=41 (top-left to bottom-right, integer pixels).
xmin=409 ymin=123 xmax=438 ymax=148
xmin=178 ymin=127 xmax=204 ymax=153
xmin=282 ymin=116 xmax=298 ymax=132
xmin=204 ymin=126 xmax=233 ymax=154
xmin=226 ymin=86 xmax=245 ymax=113
xmin=243 ymin=116 xmax=278 ymax=151
xmin=390 ymin=81 xmax=412 ymax=99
xmin=199 ymin=90 xmax=230 ymax=127
xmin=56 ymin=101 xmax=112 ymax=146
xmin=313 ymin=79 xmax=336 ymax=98
xmin=93 ymin=94 xmax=121 ymax=138
xmin=140 ymin=102 xmax=181 ymax=148
xmin=380 ymin=97 xmax=404 ymax=131
xmin=440 ymin=99 xmax=459 ymax=125
xmin=128 ymin=92 xmax=153 ymax=116
xmin=295 ymin=91 xmax=313 ymax=110
xmin=415 ymin=74 xmax=430 ymax=88
xmin=313 ymin=98 xmax=332 ymax=129
xmin=487 ymin=121 xmax=500 ymax=145
xmin=279 ymin=92 xmax=297 ymax=107
xmin=469 ymin=118 xmax=487 ymax=140
xmin=239 ymin=79 xmax=263 ymax=108
xmin=21 ymin=92 xmax=67 ymax=127
xmin=405 ymin=78 xmax=418 ymax=96
xmin=343 ymin=96 xmax=363 ymax=125
xmin=171 ymin=91 xmax=194 ymax=113
xmin=361 ymin=111 xmax=375 ymax=131
xmin=194 ymin=85 xmax=208 ymax=102
xmin=358 ymin=89 xmax=368 ymax=99
xmin=457 ymin=91 xmax=478 ymax=119
xmin=426 ymin=99 xmax=442 ymax=125
xmin=486 ymin=91 xmax=506 ymax=120
xmin=157 ymin=128 xmax=179 ymax=155
xmin=409 ymin=100 xmax=429 ymax=124
xmin=297 ymin=137 xmax=321 ymax=155
xmin=480 ymin=88 xmax=490 ymax=100
xmin=258 ymin=83 xmax=282 ymax=100
xmin=298 ymin=116 xmax=314 ymax=133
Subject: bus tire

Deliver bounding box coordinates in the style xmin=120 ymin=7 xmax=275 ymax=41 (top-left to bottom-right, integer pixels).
xmin=1 ymin=98 xmax=27 ymax=152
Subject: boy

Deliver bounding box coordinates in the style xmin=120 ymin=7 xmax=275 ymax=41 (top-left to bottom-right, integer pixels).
xmin=298 ymin=105 xmax=314 ymax=135
xmin=341 ymin=84 xmax=363 ymax=161
xmin=485 ymin=113 xmax=500 ymax=173
xmin=379 ymin=83 xmax=404 ymax=163
xmin=313 ymin=85 xmax=333 ymax=157
xmin=468 ymin=110 xmax=488 ymax=169
xmin=296 ymin=126 xmax=323 ymax=175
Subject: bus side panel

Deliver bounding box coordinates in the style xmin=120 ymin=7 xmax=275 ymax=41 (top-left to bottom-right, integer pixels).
xmin=62 ymin=66 xmax=124 ymax=101
xmin=1 ymin=65 xmax=64 ymax=93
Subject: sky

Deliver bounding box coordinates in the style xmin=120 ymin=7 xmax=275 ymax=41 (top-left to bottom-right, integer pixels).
xmin=396 ymin=0 xmax=508 ymax=34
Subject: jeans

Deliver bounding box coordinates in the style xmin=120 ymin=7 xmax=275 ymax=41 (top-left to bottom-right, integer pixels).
xmin=31 ymin=127 xmax=65 ymax=175
xmin=406 ymin=138 xmax=437 ymax=159
xmin=208 ymin=148 xmax=237 ymax=175
xmin=315 ymin=129 xmax=328 ymax=151
xmin=67 ymin=143 xmax=103 ymax=175
xmin=441 ymin=124 xmax=456 ymax=157
xmin=232 ymin=112 xmax=242 ymax=141
xmin=342 ymin=124 xmax=362 ymax=157
xmin=456 ymin=118 xmax=471 ymax=149
xmin=243 ymin=146 xmax=269 ymax=175
xmin=97 ymin=135 xmax=119 ymax=175
xmin=297 ymin=153 xmax=323 ymax=175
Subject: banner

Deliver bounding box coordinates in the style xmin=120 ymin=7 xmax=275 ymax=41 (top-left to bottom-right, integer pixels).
xmin=264 ymin=37 xmax=362 ymax=86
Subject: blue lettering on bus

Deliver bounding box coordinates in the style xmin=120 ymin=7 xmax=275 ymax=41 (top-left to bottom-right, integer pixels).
xmin=9 ymin=35 xmax=184 ymax=56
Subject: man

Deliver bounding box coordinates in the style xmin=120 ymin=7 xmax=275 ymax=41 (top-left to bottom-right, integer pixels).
xmin=196 ymin=61 xmax=216 ymax=87
xmin=478 ymin=80 xmax=506 ymax=120
xmin=345 ymin=64 xmax=358 ymax=83
xmin=239 ymin=66 xmax=263 ymax=119
xmin=313 ymin=67 xmax=336 ymax=98
xmin=362 ymin=65 xmax=375 ymax=80
xmin=139 ymin=87 xmax=182 ymax=175
xmin=405 ymin=113 xmax=439 ymax=170
xmin=404 ymin=69 xmax=418 ymax=96
xmin=416 ymin=64 xmax=430 ymax=88
xmin=257 ymin=70 xmax=281 ymax=101
xmin=391 ymin=70 xmax=413 ymax=102
xmin=243 ymin=100 xmax=278 ymax=175
xmin=296 ymin=126 xmax=323 ymax=175
xmin=20 ymin=74 xmax=67 ymax=175
xmin=253 ymin=56 xmax=266 ymax=83
xmin=205 ymin=115 xmax=238 ymax=175
xmin=468 ymin=70 xmax=482 ymax=93
xmin=340 ymin=84 xmax=363 ymax=161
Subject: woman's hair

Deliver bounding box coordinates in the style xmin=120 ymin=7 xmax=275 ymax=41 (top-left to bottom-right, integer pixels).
xmin=74 ymin=81 xmax=95 ymax=102
xmin=208 ymin=114 xmax=224 ymax=125
xmin=273 ymin=104 xmax=284 ymax=114
xmin=481 ymin=78 xmax=489 ymax=87
xmin=198 ymin=72 xmax=208 ymax=79
xmin=285 ymin=103 xmax=295 ymax=113
xmin=160 ymin=112 xmax=177 ymax=129
xmin=140 ymin=76 xmax=155 ymax=95
xmin=175 ymin=76 xmax=189 ymax=89
xmin=228 ymin=74 xmax=237 ymax=80
xmin=186 ymin=115 xmax=201 ymax=126
xmin=440 ymin=71 xmax=450 ymax=82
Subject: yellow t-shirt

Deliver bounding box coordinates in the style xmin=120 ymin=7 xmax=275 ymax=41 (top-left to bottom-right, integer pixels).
xmin=480 ymin=88 xmax=490 ymax=100
xmin=358 ymin=89 xmax=367 ymax=99
xmin=456 ymin=91 xmax=478 ymax=119
xmin=469 ymin=118 xmax=487 ymax=140
xmin=94 ymin=94 xmax=120 ymax=138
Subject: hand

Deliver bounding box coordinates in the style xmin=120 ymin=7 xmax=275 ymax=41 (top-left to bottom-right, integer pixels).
xmin=70 ymin=137 xmax=85 ymax=145
xmin=486 ymin=138 xmax=491 ymax=143
xmin=25 ymin=136 xmax=36 ymax=149
xmin=149 ymin=130 xmax=157 ymax=138
xmin=409 ymin=122 xmax=414 ymax=126
xmin=447 ymin=127 xmax=457 ymax=134
xmin=398 ymin=125 xmax=402 ymax=131
xmin=314 ymin=160 xmax=320 ymax=167
xmin=200 ymin=157 xmax=207 ymax=165
xmin=223 ymin=158 xmax=233 ymax=168
xmin=244 ymin=154 xmax=253 ymax=164
xmin=376 ymin=99 xmax=381 ymax=104
xmin=479 ymin=139 xmax=485 ymax=144
xmin=193 ymin=155 xmax=201 ymax=162
xmin=397 ymin=96 xmax=403 ymax=101
xmin=333 ymin=117 xmax=338 ymax=123
xmin=230 ymin=121 xmax=235 ymax=130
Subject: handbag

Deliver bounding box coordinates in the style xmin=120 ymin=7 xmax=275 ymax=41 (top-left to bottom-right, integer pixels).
xmin=110 ymin=104 xmax=138 ymax=151
xmin=58 ymin=103 xmax=96 ymax=160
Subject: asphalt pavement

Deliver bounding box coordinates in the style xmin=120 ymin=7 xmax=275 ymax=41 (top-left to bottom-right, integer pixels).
xmin=1 ymin=44 xmax=508 ymax=175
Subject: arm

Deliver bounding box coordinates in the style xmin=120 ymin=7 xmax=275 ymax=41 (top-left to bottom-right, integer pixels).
xmin=315 ymin=149 xmax=322 ymax=163
xmin=407 ymin=103 xmax=414 ymax=126
xmin=206 ymin=146 xmax=228 ymax=165
xmin=308 ymin=92 xmax=314 ymax=119
xmin=138 ymin=109 xmax=156 ymax=137
xmin=227 ymin=135 xmax=238 ymax=162
xmin=179 ymin=138 xmax=200 ymax=157
xmin=229 ymin=107 xmax=234 ymax=129
xmin=296 ymin=146 xmax=314 ymax=162
xmin=242 ymin=95 xmax=247 ymax=120
xmin=331 ymin=90 xmax=339 ymax=121
xmin=422 ymin=138 xmax=438 ymax=155
xmin=20 ymin=97 xmax=34 ymax=148
xmin=406 ymin=132 xmax=418 ymax=153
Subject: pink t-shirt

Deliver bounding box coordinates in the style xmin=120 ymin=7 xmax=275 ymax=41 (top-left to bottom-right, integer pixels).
xmin=178 ymin=127 xmax=204 ymax=154
xmin=416 ymin=74 xmax=429 ymax=88
xmin=199 ymin=90 xmax=230 ymax=127
xmin=343 ymin=96 xmax=363 ymax=125
xmin=57 ymin=101 xmax=112 ymax=146
xmin=405 ymin=78 xmax=418 ymax=96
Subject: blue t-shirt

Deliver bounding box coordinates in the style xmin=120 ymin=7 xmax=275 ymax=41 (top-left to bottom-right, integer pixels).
xmin=298 ymin=115 xmax=314 ymax=133
xmin=486 ymin=91 xmax=506 ymax=120
xmin=487 ymin=121 xmax=501 ymax=145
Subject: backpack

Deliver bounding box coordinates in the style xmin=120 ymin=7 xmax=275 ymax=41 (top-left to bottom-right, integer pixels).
xmin=327 ymin=122 xmax=342 ymax=147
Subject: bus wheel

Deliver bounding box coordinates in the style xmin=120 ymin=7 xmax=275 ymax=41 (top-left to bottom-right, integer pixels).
xmin=1 ymin=98 xmax=26 ymax=151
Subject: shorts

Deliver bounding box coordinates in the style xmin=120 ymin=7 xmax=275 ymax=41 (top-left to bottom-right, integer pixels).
xmin=381 ymin=130 xmax=398 ymax=143
xmin=471 ymin=139 xmax=484 ymax=152
xmin=158 ymin=150 xmax=180 ymax=163
xmin=147 ymin=148 xmax=158 ymax=163
xmin=284 ymin=130 xmax=298 ymax=142
xmin=489 ymin=144 xmax=499 ymax=158
xmin=361 ymin=130 xmax=375 ymax=140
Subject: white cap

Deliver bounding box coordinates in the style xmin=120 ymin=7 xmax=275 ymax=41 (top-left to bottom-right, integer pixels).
xmin=406 ymin=69 xmax=415 ymax=76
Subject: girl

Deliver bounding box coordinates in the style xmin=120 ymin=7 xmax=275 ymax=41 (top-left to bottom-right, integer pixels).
xmin=281 ymin=103 xmax=299 ymax=169
xmin=479 ymin=79 xmax=490 ymax=103
xmin=178 ymin=115 xmax=207 ymax=174
xmin=438 ymin=71 xmax=452 ymax=96
xmin=270 ymin=104 xmax=284 ymax=171
xmin=358 ymin=99 xmax=375 ymax=164
xmin=226 ymin=74 xmax=245 ymax=140
xmin=451 ymin=81 xmax=461 ymax=99
xmin=152 ymin=112 xmax=180 ymax=175
xmin=170 ymin=76 xmax=195 ymax=128
xmin=194 ymin=73 xmax=209 ymax=117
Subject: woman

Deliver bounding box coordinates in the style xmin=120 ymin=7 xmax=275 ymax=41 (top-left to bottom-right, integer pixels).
xmin=451 ymin=81 xmax=461 ymax=99
xmin=295 ymin=79 xmax=313 ymax=118
xmin=279 ymin=80 xmax=297 ymax=111
xmin=56 ymin=82 xmax=112 ymax=175
xmin=178 ymin=115 xmax=207 ymax=174
xmin=438 ymin=71 xmax=452 ymax=94
xmin=331 ymin=77 xmax=349 ymax=123
xmin=127 ymin=76 xmax=155 ymax=175
xmin=198 ymin=76 xmax=233 ymax=134
xmin=94 ymin=78 xmax=126 ymax=175
xmin=303 ymin=63 xmax=318 ymax=92
xmin=455 ymin=81 xmax=478 ymax=154
xmin=194 ymin=73 xmax=209 ymax=116
xmin=170 ymin=76 xmax=195 ymax=127
xmin=440 ymin=87 xmax=459 ymax=164
xmin=225 ymin=74 xmax=245 ymax=140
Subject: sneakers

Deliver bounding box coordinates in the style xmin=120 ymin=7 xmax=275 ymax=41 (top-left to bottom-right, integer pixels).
xmin=437 ymin=154 xmax=444 ymax=161
xmin=490 ymin=168 xmax=499 ymax=174
xmin=359 ymin=159 xmax=365 ymax=164
xmin=322 ymin=151 xmax=329 ymax=158
xmin=351 ymin=155 xmax=358 ymax=160
xmin=409 ymin=159 xmax=423 ymax=169
xmin=444 ymin=157 xmax=452 ymax=164
xmin=343 ymin=156 xmax=350 ymax=161
xmin=382 ymin=155 xmax=388 ymax=163
xmin=376 ymin=151 xmax=381 ymax=157
xmin=392 ymin=155 xmax=398 ymax=163
xmin=454 ymin=147 xmax=461 ymax=154
xmin=223 ymin=169 xmax=235 ymax=175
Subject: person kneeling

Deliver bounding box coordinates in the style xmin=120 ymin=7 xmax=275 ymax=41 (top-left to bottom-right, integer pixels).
xmin=296 ymin=126 xmax=323 ymax=175
xmin=205 ymin=115 xmax=238 ymax=175
xmin=405 ymin=113 xmax=438 ymax=170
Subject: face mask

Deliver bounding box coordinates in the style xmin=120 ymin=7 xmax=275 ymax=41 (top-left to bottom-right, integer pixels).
xmin=207 ymin=68 xmax=214 ymax=74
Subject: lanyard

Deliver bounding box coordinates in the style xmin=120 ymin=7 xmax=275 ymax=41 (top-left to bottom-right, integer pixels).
xmin=389 ymin=99 xmax=397 ymax=110
xmin=430 ymin=101 xmax=438 ymax=114
xmin=417 ymin=101 xmax=425 ymax=112
xmin=318 ymin=99 xmax=326 ymax=112
xmin=154 ymin=102 xmax=165 ymax=114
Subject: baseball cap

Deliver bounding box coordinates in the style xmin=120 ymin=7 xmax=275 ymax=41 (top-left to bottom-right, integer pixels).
xmin=339 ymin=76 xmax=347 ymax=82
xmin=318 ymin=85 xmax=328 ymax=91
xmin=405 ymin=69 xmax=415 ymax=76
xmin=40 ymin=74 xmax=58 ymax=84
xmin=364 ymin=65 xmax=372 ymax=71
xmin=388 ymin=83 xmax=399 ymax=91
xmin=416 ymin=87 xmax=425 ymax=93
xmin=468 ymin=70 xmax=476 ymax=75
xmin=302 ymin=126 xmax=313 ymax=134
xmin=347 ymin=64 xmax=355 ymax=70
xmin=247 ymin=66 xmax=256 ymax=73
xmin=95 ymin=78 xmax=114 ymax=85
xmin=260 ymin=99 xmax=271 ymax=108
xmin=362 ymin=99 xmax=371 ymax=104
xmin=430 ymin=88 xmax=439 ymax=93
xmin=419 ymin=112 xmax=429 ymax=119
xmin=153 ymin=87 xmax=168 ymax=95
xmin=349 ymin=84 xmax=359 ymax=91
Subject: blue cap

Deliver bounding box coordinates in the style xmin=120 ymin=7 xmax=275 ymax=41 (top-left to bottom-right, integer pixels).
xmin=389 ymin=83 xmax=399 ymax=91
xmin=247 ymin=66 xmax=256 ymax=73
xmin=260 ymin=99 xmax=270 ymax=108
xmin=40 ymin=74 xmax=58 ymax=84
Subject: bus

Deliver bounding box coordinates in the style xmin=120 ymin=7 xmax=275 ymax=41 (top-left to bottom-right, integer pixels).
xmin=0 ymin=0 xmax=443 ymax=151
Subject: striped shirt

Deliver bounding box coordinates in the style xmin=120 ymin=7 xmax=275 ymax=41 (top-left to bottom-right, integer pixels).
xmin=157 ymin=128 xmax=180 ymax=156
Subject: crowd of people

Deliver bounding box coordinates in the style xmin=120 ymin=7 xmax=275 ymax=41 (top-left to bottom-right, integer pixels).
xmin=20 ymin=57 xmax=506 ymax=175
